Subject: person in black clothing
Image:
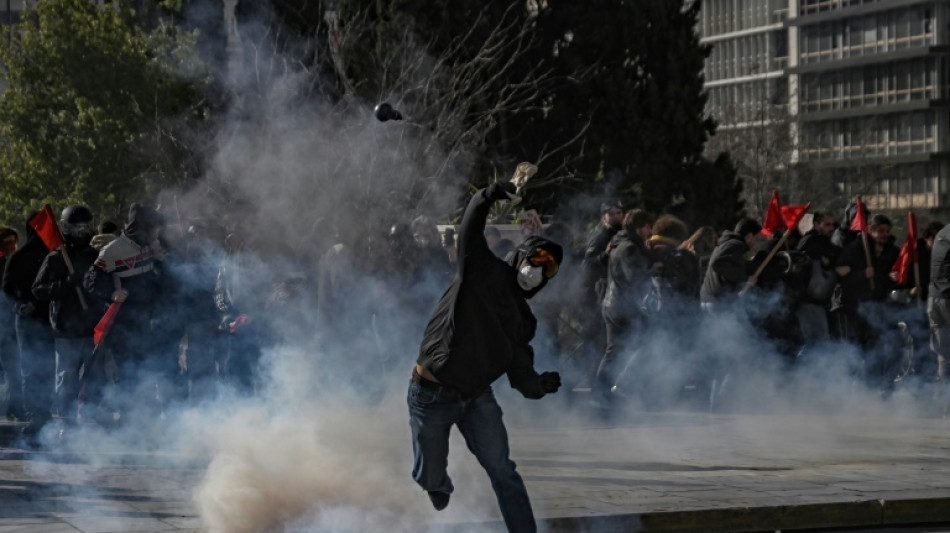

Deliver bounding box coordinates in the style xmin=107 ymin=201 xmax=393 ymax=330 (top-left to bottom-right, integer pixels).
xmin=700 ymin=218 xmax=762 ymax=309
xmin=796 ymin=211 xmax=841 ymax=345
xmin=594 ymin=209 xmax=655 ymax=408
xmin=0 ymin=227 xmax=20 ymax=420
xmin=2 ymin=212 xmax=56 ymax=436
xmin=32 ymin=205 xmax=99 ymax=426
xmin=576 ymin=201 xmax=623 ymax=387
xmin=698 ymin=218 xmax=761 ymax=407
xmin=410 ymin=182 xmax=563 ymax=532
xmin=831 ymin=199 xmax=869 ymax=250
xmin=834 ymin=214 xmax=900 ymax=346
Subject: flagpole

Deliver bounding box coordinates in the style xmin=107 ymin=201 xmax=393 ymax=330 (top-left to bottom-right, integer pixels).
xmin=59 ymin=247 xmax=89 ymax=310
xmin=913 ymin=261 xmax=921 ymax=304
xmin=860 ymin=231 xmax=875 ymax=291
xmin=753 ymin=202 xmax=811 ymax=278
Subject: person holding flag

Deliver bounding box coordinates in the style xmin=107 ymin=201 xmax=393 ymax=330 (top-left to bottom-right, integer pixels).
xmin=410 ymin=181 xmax=563 ymax=530
xmin=835 ymin=212 xmax=899 ymax=350
xmin=1 ymin=210 xmax=57 ymax=443
xmin=32 ymin=205 xmax=100 ymax=429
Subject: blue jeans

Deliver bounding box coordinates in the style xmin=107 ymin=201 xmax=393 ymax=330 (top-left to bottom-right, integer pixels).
xmin=16 ymin=314 xmax=56 ymax=424
xmin=407 ymin=382 xmax=536 ymax=533
xmin=54 ymin=336 xmax=91 ymax=422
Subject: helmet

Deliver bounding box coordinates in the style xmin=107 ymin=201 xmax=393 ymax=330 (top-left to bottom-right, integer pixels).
xmin=60 ymin=205 xmax=95 ymax=242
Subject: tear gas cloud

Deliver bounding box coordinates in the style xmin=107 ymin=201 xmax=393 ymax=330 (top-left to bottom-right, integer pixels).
xmin=14 ymin=4 xmax=947 ymax=533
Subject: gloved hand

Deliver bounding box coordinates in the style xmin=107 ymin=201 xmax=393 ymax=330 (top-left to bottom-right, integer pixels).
xmin=111 ymin=288 xmax=129 ymax=303
xmin=486 ymin=182 xmax=522 ymax=205
xmin=539 ymin=371 xmax=561 ymax=394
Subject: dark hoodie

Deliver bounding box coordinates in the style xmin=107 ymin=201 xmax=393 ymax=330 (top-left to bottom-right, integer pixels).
xmin=700 ymin=230 xmax=751 ymax=303
xmin=32 ymin=231 xmax=99 ymax=337
xmin=416 ymin=183 xmax=563 ymax=399
xmin=1 ymin=212 xmax=50 ymax=322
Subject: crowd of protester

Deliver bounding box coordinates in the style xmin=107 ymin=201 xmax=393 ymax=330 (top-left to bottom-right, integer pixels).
xmin=0 ymin=194 xmax=946 ymax=448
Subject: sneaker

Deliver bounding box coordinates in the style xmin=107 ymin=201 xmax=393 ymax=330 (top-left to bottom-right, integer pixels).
xmin=427 ymin=490 xmax=450 ymax=511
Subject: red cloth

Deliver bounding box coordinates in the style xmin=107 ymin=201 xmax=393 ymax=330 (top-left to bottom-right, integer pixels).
xmin=94 ymin=302 xmax=123 ymax=346
xmin=849 ymin=199 xmax=869 ymax=233
xmin=761 ymin=190 xmax=784 ymax=237
xmin=780 ymin=204 xmax=810 ymax=233
xmin=28 ymin=204 xmax=65 ymax=251
xmin=892 ymin=212 xmax=918 ymax=286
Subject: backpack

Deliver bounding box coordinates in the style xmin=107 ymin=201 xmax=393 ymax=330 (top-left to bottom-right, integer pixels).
xmin=640 ymin=249 xmax=700 ymax=314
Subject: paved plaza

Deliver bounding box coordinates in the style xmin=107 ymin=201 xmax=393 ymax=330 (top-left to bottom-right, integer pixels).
xmin=2 ymin=394 xmax=950 ymax=533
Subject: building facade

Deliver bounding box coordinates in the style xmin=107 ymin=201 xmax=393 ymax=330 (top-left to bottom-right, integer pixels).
xmin=701 ymin=0 xmax=950 ymax=215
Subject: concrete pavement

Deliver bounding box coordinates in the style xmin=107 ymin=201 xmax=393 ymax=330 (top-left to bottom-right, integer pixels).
xmin=2 ymin=403 xmax=950 ymax=533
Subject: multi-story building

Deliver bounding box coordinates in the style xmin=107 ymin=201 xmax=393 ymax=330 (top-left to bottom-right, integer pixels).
xmin=701 ymin=0 xmax=950 ymax=215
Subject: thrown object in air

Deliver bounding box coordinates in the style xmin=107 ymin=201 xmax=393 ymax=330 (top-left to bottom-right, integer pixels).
xmin=374 ymin=102 xmax=403 ymax=122
xmin=511 ymin=162 xmax=538 ymax=194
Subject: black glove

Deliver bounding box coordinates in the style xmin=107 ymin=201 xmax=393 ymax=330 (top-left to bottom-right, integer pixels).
xmin=486 ymin=182 xmax=519 ymax=202
xmin=539 ymin=371 xmax=561 ymax=394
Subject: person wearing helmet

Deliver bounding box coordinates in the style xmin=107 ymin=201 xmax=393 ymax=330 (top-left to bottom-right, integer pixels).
xmin=32 ymin=205 xmax=100 ymax=429
xmin=410 ymin=182 xmax=563 ymax=531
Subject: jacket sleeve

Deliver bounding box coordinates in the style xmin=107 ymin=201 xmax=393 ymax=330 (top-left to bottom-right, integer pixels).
xmin=457 ymin=183 xmax=515 ymax=279
xmin=84 ymin=262 xmax=116 ymax=307
xmin=32 ymin=252 xmax=65 ymax=302
xmin=1 ymin=254 xmax=17 ymax=301
xmin=507 ymin=345 xmax=546 ymax=399
xmin=712 ymin=242 xmax=748 ymax=286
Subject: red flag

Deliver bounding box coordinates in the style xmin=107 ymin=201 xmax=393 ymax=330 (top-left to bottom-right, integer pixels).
xmin=93 ymin=302 xmax=122 ymax=346
xmin=28 ymin=204 xmax=64 ymax=251
xmin=761 ymin=190 xmax=784 ymax=237
xmin=780 ymin=204 xmax=810 ymax=232
xmin=849 ymin=199 xmax=869 ymax=233
xmin=891 ymin=212 xmax=918 ymax=286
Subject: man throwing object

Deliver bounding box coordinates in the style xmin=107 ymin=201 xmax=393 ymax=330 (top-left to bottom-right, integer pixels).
xmin=409 ymin=181 xmax=562 ymax=533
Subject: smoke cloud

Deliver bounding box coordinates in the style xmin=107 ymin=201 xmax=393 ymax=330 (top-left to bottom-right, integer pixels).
xmin=9 ymin=5 xmax=947 ymax=533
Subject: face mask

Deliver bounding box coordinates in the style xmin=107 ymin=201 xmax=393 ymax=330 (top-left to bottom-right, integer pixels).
xmin=517 ymin=264 xmax=544 ymax=291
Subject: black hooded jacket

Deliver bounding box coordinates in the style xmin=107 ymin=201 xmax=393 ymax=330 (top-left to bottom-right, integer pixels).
xmin=416 ymin=183 xmax=563 ymax=399
xmin=700 ymin=230 xmax=751 ymax=303
xmin=602 ymin=230 xmax=654 ymax=320
xmin=32 ymin=239 xmax=99 ymax=337
xmin=1 ymin=212 xmax=50 ymax=322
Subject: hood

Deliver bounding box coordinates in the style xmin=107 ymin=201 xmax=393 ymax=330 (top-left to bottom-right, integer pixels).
xmin=506 ymin=235 xmax=564 ymax=299
xmin=841 ymin=201 xmax=869 ymax=231
xmin=717 ymin=230 xmax=741 ymax=246
xmin=124 ymin=203 xmax=162 ymax=246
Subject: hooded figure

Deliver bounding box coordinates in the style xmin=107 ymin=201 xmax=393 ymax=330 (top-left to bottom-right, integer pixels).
xmin=1 ymin=211 xmax=57 ymax=436
xmin=82 ymin=203 xmax=168 ymax=421
xmin=32 ymin=205 xmax=100 ymax=425
xmin=410 ymin=182 xmax=563 ymax=531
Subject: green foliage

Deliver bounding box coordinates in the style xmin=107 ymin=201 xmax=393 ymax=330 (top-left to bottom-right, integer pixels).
xmin=0 ymin=0 xmax=208 ymax=226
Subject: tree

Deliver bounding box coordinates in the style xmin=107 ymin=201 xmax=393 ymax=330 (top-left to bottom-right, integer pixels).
xmin=509 ymin=0 xmax=739 ymax=227
xmin=0 ymin=0 xmax=209 ymax=225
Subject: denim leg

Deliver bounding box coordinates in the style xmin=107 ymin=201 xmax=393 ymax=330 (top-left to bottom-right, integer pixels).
xmin=0 ymin=305 xmax=25 ymax=417
xmin=407 ymin=381 xmax=459 ymax=495
xmin=457 ymin=389 xmax=536 ymax=533
xmin=54 ymin=337 xmax=88 ymax=422
xmin=796 ymin=303 xmax=830 ymax=343
xmin=16 ymin=315 xmax=55 ymax=424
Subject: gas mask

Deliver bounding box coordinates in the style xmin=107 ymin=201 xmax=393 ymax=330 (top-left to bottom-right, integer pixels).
xmin=517 ymin=264 xmax=544 ymax=291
